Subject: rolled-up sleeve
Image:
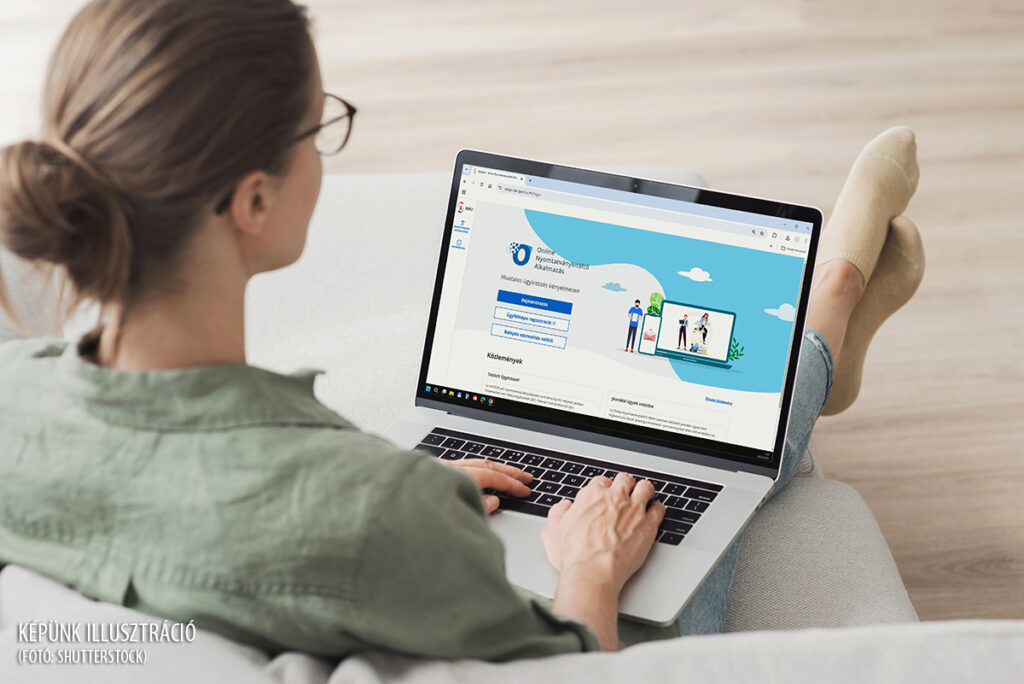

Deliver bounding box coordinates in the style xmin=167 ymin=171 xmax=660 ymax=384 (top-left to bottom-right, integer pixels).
xmin=350 ymin=454 xmax=601 ymax=660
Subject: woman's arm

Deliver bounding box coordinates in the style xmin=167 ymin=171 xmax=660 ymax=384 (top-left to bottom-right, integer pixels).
xmin=442 ymin=460 xmax=665 ymax=651
xmin=551 ymin=565 xmax=621 ymax=651
xmin=350 ymin=453 xmax=606 ymax=659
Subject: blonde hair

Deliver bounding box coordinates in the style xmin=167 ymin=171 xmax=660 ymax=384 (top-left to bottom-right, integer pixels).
xmin=0 ymin=0 xmax=314 ymax=325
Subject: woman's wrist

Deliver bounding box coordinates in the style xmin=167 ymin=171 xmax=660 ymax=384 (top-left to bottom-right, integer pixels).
xmin=551 ymin=561 xmax=622 ymax=652
xmin=558 ymin=556 xmax=623 ymax=594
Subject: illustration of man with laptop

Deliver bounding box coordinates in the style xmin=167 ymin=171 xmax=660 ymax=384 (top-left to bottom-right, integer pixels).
xmin=626 ymin=299 xmax=644 ymax=352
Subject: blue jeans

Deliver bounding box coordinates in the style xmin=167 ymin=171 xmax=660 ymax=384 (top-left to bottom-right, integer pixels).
xmin=675 ymin=328 xmax=835 ymax=635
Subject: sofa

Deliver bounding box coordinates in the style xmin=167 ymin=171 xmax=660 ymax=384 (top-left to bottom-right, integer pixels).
xmin=1 ymin=168 xmax=1021 ymax=683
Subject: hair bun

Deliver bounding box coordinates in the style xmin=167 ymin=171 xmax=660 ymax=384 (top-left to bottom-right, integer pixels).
xmin=0 ymin=139 xmax=132 ymax=304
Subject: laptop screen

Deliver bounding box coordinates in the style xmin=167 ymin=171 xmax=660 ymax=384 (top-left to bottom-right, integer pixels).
xmin=418 ymin=151 xmax=820 ymax=467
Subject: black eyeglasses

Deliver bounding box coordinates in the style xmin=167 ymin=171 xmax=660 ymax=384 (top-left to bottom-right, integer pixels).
xmin=213 ymin=93 xmax=357 ymax=215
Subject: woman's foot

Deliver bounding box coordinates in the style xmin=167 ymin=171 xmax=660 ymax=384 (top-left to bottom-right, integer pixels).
xmin=816 ymin=126 xmax=920 ymax=285
xmin=822 ymin=216 xmax=925 ymax=415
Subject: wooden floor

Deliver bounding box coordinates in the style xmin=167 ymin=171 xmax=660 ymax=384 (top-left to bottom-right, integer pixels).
xmin=1 ymin=0 xmax=1022 ymax=621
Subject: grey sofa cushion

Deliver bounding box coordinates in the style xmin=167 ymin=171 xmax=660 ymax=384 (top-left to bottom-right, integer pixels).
xmin=0 ymin=249 xmax=59 ymax=343
xmin=328 ymin=620 xmax=1024 ymax=684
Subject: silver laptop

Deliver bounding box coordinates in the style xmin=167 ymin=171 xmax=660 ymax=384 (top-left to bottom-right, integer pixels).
xmin=384 ymin=150 xmax=822 ymax=625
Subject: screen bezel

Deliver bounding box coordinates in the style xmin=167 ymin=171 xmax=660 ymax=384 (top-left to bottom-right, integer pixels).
xmin=415 ymin=149 xmax=822 ymax=472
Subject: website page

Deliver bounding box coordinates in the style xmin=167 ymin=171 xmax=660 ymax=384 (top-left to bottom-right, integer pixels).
xmin=426 ymin=164 xmax=813 ymax=454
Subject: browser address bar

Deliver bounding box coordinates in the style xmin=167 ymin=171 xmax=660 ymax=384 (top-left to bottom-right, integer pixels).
xmin=495 ymin=184 xmax=766 ymax=239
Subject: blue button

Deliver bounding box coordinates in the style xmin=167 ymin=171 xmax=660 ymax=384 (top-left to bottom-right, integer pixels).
xmin=496 ymin=289 xmax=573 ymax=315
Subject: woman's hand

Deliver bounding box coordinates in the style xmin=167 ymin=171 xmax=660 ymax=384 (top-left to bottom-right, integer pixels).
xmin=542 ymin=472 xmax=665 ymax=651
xmin=441 ymin=458 xmax=533 ymax=513
xmin=542 ymin=472 xmax=664 ymax=589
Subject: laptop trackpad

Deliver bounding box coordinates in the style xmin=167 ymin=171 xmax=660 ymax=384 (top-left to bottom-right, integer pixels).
xmin=491 ymin=510 xmax=559 ymax=598
xmin=492 ymin=508 xmax=719 ymax=626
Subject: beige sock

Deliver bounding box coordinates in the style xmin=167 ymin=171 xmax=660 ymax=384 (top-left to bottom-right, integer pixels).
xmin=822 ymin=216 xmax=925 ymax=415
xmin=816 ymin=126 xmax=920 ymax=283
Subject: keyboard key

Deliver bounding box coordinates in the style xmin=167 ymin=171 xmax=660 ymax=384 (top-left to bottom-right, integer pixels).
xmin=415 ymin=444 xmax=445 ymax=457
xmin=505 ymin=450 xmax=526 ymax=460
xmin=664 ymin=483 xmax=687 ymax=496
xmin=441 ymin=449 xmax=464 ymax=460
xmin=536 ymin=481 xmax=561 ymax=494
xmin=646 ymin=478 xmax=667 ymax=491
xmin=686 ymin=499 xmax=709 ymax=513
xmin=604 ymin=469 xmax=619 ymax=479
xmin=521 ymin=454 xmax=545 ymax=466
xmin=541 ymin=458 xmax=565 ymax=470
xmin=561 ymin=462 xmax=584 ymax=474
xmin=537 ymin=494 xmax=562 ymax=507
xmin=463 ymin=442 xmax=484 ymax=454
xmin=558 ymin=485 xmax=579 ymax=499
xmin=523 ymin=466 xmax=546 ymax=478
xmin=662 ymin=476 xmax=723 ymax=492
xmin=659 ymin=532 xmax=684 ymax=546
xmin=685 ymin=488 xmax=718 ymax=503
xmin=421 ymin=433 xmax=446 ymax=446
xmin=441 ymin=438 xmax=466 ymax=449
xmin=652 ymin=492 xmax=668 ymax=504
xmin=665 ymin=496 xmax=687 ymax=509
xmin=582 ymin=466 xmax=604 ymax=478
xmin=497 ymin=499 xmax=549 ymax=516
xmin=665 ymin=508 xmax=700 ymax=525
xmin=544 ymin=471 xmax=566 ymax=483
xmin=563 ymin=474 xmax=586 ymax=487
xmin=661 ymin=520 xmax=693 ymax=535
xmin=481 ymin=446 xmax=505 ymax=457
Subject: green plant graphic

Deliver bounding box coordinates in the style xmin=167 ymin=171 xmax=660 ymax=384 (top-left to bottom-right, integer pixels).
xmin=728 ymin=338 xmax=745 ymax=362
xmin=647 ymin=292 xmax=664 ymax=316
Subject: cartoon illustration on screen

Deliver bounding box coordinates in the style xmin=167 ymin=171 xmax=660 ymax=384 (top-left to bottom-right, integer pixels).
xmin=625 ymin=298 xmax=643 ymax=352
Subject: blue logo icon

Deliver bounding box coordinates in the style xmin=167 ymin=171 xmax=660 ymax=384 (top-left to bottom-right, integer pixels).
xmin=509 ymin=241 xmax=532 ymax=266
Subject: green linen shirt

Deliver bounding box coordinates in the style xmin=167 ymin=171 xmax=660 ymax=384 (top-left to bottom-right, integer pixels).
xmin=0 ymin=336 xmax=614 ymax=659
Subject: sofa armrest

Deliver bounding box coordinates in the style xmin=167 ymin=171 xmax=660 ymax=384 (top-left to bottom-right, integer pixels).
xmin=725 ymin=477 xmax=917 ymax=631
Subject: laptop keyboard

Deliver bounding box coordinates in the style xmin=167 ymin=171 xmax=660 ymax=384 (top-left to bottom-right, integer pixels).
xmin=414 ymin=427 xmax=722 ymax=546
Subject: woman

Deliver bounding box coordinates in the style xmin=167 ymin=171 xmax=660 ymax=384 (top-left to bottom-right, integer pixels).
xmin=0 ymin=0 xmax=923 ymax=660
xmin=698 ymin=312 xmax=710 ymax=346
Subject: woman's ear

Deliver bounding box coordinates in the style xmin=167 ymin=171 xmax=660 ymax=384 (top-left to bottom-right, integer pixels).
xmin=227 ymin=171 xmax=276 ymax=237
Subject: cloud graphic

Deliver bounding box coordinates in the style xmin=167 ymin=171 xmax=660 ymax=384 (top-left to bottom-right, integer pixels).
xmin=764 ymin=303 xmax=796 ymax=322
xmin=602 ymin=282 xmax=627 ymax=292
xmin=678 ymin=267 xmax=713 ymax=282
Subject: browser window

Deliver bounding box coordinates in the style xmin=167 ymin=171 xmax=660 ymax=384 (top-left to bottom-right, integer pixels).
xmin=426 ymin=163 xmax=812 ymax=457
